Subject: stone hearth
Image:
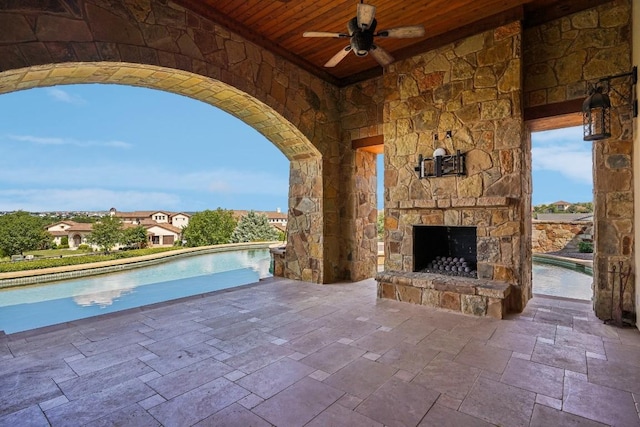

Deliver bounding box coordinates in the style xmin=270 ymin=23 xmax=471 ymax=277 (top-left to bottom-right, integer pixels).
xmin=377 ymin=271 xmax=512 ymax=319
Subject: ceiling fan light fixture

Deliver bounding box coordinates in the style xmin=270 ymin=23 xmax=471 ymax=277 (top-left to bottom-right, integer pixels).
xmin=303 ymin=1 xmax=425 ymax=68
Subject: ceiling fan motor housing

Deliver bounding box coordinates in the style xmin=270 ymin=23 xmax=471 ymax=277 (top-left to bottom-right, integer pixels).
xmin=352 ymin=31 xmax=373 ymax=56
xmin=348 ymin=17 xmax=376 ymax=56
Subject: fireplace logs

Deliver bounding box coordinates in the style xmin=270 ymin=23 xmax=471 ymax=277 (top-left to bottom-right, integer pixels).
xmin=421 ymin=256 xmax=477 ymax=278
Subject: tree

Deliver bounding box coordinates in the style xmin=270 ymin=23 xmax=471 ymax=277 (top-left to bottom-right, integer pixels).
xmin=0 ymin=211 xmax=51 ymax=256
xmin=87 ymin=215 xmax=123 ymax=252
xmin=122 ymin=225 xmax=148 ymax=249
xmin=182 ymin=209 xmax=236 ymax=247
xmin=377 ymin=211 xmax=384 ymax=239
xmin=230 ymin=210 xmax=279 ymax=243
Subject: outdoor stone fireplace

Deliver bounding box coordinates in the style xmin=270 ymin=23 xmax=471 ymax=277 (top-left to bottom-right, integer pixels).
xmin=375 ymin=22 xmax=531 ymax=319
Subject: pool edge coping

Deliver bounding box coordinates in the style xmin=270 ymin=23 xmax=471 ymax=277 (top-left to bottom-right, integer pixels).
xmin=0 ymin=242 xmax=278 ymax=289
xmin=533 ymin=253 xmax=593 ymax=276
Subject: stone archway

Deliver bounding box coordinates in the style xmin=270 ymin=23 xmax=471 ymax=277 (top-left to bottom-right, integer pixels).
xmin=0 ymin=61 xmax=333 ymax=282
xmin=0 ymin=0 xmax=364 ymax=284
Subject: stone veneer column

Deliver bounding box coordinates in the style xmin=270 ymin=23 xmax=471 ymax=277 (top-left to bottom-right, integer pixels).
xmin=350 ymin=150 xmax=378 ymax=280
xmin=338 ymin=78 xmax=385 ymax=281
xmin=523 ymin=0 xmax=635 ymax=319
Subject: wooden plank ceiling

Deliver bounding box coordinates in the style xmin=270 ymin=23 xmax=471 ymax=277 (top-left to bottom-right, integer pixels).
xmin=173 ymin=0 xmax=610 ymax=86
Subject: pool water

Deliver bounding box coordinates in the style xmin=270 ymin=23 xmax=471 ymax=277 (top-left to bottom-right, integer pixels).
xmin=0 ymin=249 xmax=271 ymax=334
xmin=532 ymin=262 xmax=592 ymax=301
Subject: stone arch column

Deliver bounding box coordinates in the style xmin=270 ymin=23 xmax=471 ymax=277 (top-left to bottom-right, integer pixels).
xmin=0 ymin=0 xmax=344 ymax=283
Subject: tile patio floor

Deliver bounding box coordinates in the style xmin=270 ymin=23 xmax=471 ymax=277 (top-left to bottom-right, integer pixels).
xmin=1 ymin=277 xmax=640 ymax=426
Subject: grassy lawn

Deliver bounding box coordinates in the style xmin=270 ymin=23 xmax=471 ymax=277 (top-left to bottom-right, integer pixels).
xmin=0 ymin=247 xmax=181 ymax=273
xmin=0 ymin=248 xmax=92 ymax=262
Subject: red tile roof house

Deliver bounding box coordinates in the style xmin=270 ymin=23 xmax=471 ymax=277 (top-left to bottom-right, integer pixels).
xmin=45 ymin=220 xmax=78 ymax=247
xmin=45 ymin=209 xmax=192 ymax=250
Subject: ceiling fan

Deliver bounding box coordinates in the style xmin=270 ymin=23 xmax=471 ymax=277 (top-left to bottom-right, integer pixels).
xmin=303 ymin=0 xmax=425 ymax=67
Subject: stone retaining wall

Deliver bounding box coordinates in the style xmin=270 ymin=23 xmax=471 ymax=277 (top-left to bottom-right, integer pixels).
xmin=532 ymin=221 xmax=593 ymax=253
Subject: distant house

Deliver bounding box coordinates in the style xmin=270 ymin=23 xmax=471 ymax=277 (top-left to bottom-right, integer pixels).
xmin=108 ymin=208 xmax=191 ymax=246
xmin=46 ymin=221 xmax=77 ymax=246
xmin=146 ymin=223 xmax=183 ymax=246
xmin=108 ymin=208 xmax=191 ymax=228
xmin=45 ymin=221 xmax=94 ymax=248
xmin=551 ymin=200 xmax=572 ymax=211
xmin=233 ymin=209 xmax=288 ymax=228
xmin=45 ymin=208 xmax=192 ymax=250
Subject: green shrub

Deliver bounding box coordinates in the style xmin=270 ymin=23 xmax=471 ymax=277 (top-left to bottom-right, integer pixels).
xmin=77 ymin=244 xmax=91 ymax=251
xmin=578 ymin=241 xmax=593 ymax=253
xmin=0 ymin=247 xmax=179 ymax=273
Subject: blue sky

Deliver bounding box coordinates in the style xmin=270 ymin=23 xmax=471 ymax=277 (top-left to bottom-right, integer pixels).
xmin=531 ymin=125 xmax=593 ymax=205
xmin=0 ymin=84 xmax=590 ymax=212
xmin=0 ymin=84 xmax=291 ymax=213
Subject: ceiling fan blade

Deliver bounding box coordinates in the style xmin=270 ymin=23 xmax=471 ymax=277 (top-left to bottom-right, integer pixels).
xmin=376 ymin=25 xmax=425 ymax=38
xmin=370 ymin=44 xmax=394 ymax=66
xmin=303 ymin=31 xmax=348 ymax=38
xmin=324 ymin=45 xmax=352 ymax=67
xmin=357 ymin=3 xmax=376 ymax=29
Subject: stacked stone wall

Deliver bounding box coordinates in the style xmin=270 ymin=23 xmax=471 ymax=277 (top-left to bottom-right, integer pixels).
xmin=378 ymin=22 xmax=529 ymax=314
xmin=532 ymin=221 xmax=593 ymax=253
xmin=523 ymin=0 xmax=634 ymax=319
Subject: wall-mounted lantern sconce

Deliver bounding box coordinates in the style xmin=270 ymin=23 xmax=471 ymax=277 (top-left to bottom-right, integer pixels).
xmin=415 ymin=131 xmax=466 ymax=178
xmin=582 ymin=66 xmax=637 ymax=141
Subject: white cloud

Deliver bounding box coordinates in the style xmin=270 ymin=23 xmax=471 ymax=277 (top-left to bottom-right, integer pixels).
xmin=47 ymin=88 xmax=86 ymax=105
xmin=0 ymin=165 xmax=289 ymax=198
xmin=6 ymin=134 xmax=132 ymax=149
xmin=531 ymin=126 xmax=593 ymax=184
xmin=531 ymin=145 xmax=593 ymax=184
xmin=531 ymin=126 xmax=583 ymax=145
xmin=0 ymin=189 xmax=181 ymax=212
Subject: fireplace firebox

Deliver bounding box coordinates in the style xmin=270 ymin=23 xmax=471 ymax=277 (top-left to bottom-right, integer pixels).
xmin=413 ymin=225 xmax=477 ymax=278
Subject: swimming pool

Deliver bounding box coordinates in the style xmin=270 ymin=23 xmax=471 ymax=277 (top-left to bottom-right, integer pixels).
xmin=532 ymin=261 xmax=592 ymax=301
xmin=0 ymin=248 xmax=271 ymax=334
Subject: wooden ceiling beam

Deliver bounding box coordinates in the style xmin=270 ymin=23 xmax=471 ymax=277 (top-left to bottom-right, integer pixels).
xmin=524 ymin=99 xmax=584 ymax=122
xmin=352 ymin=135 xmax=384 ymax=153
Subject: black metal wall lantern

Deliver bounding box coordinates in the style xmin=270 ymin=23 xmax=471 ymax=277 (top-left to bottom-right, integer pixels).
xmin=415 ymin=131 xmax=466 ymax=178
xmin=582 ymin=66 xmax=637 ymax=141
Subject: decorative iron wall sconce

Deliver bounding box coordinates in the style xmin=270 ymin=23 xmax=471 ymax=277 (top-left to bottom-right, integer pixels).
xmin=582 ymin=66 xmax=637 ymax=141
xmin=414 ymin=131 xmax=466 ymax=178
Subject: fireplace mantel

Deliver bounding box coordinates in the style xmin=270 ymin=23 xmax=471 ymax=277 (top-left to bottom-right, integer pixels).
xmin=393 ymin=197 xmax=516 ymax=210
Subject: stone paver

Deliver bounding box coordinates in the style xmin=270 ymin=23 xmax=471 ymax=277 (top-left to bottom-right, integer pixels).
xmin=1 ymin=278 xmax=639 ymax=426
